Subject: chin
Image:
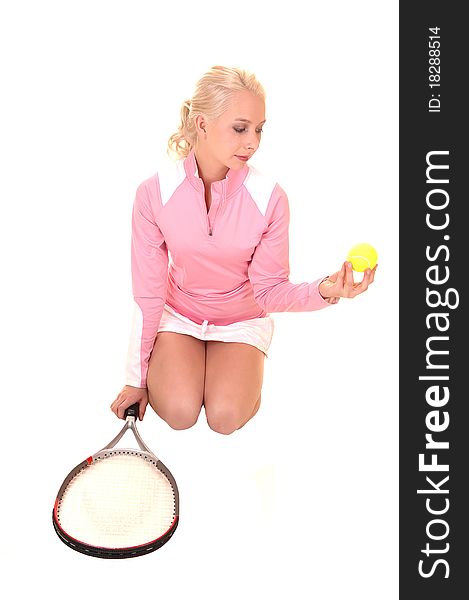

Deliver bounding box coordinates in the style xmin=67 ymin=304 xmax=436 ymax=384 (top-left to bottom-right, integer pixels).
xmin=228 ymin=157 xmax=248 ymax=169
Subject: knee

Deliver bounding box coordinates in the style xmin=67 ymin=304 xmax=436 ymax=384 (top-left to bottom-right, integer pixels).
xmin=205 ymin=402 xmax=244 ymax=435
xmin=168 ymin=413 xmax=199 ymax=430
xmin=164 ymin=404 xmax=201 ymax=430
xmin=148 ymin=392 xmax=201 ymax=430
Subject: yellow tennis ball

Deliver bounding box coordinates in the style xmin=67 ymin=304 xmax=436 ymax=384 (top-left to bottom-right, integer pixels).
xmin=347 ymin=243 xmax=378 ymax=272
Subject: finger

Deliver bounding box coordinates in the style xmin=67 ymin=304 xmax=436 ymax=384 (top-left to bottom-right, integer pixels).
xmin=359 ymin=275 xmax=370 ymax=293
xmin=139 ymin=402 xmax=147 ymax=421
xmin=344 ymin=261 xmax=355 ymax=290
xmin=110 ymin=394 xmax=122 ymax=413
xmin=362 ymin=268 xmax=372 ymax=284
xmin=352 ymin=269 xmax=372 ymax=296
xmin=365 ymin=265 xmax=377 ymax=285
xmin=117 ymin=397 xmax=134 ymax=420
xmin=335 ymin=262 xmax=347 ymax=288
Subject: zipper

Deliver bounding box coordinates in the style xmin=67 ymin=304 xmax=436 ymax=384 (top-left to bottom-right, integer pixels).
xmin=207 ymin=205 xmax=212 ymax=236
xmin=209 ymin=199 xmax=223 ymax=236
xmin=205 ymin=182 xmax=225 ymax=237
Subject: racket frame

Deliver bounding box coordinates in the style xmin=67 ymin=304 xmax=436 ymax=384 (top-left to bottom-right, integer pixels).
xmin=52 ymin=408 xmax=179 ymax=559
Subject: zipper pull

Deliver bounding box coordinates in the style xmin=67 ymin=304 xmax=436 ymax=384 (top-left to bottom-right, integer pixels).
xmin=209 ymin=227 xmax=213 ymax=236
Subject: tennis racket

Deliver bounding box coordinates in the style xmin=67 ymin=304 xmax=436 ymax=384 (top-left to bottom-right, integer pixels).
xmin=52 ymin=403 xmax=179 ymax=559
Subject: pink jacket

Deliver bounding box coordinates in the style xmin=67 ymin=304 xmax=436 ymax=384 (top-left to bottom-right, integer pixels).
xmin=125 ymin=150 xmax=332 ymax=387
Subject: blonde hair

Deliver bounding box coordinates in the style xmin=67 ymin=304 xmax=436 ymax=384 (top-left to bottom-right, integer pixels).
xmin=167 ymin=65 xmax=266 ymax=159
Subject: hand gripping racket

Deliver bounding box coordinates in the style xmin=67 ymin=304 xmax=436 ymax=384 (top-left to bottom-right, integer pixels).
xmin=52 ymin=404 xmax=179 ymax=558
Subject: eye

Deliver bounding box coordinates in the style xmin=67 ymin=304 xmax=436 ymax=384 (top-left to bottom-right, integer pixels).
xmin=233 ymin=127 xmax=264 ymax=134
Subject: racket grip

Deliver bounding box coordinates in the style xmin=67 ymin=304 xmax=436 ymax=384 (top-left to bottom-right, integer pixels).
xmin=124 ymin=403 xmax=140 ymax=419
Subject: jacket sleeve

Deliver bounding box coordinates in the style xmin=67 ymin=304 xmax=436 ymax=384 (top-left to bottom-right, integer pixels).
xmin=125 ymin=181 xmax=168 ymax=388
xmin=248 ymin=184 xmax=332 ymax=313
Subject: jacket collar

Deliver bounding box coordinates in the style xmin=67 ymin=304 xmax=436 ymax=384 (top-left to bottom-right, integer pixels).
xmin=183 ymin=149 xmax=249 ymax=196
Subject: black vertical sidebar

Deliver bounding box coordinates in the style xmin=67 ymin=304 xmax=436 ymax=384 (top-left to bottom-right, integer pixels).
xmin=400 ymin=2 xmax=467 ymax=598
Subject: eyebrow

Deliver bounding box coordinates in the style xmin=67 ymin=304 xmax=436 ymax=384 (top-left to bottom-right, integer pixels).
xmin=233 ymin=118 xmax=266 ymax=125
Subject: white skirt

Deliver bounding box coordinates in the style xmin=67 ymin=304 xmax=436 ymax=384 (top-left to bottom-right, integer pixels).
xmin=157 ymin=303 xmax=275 ymax=356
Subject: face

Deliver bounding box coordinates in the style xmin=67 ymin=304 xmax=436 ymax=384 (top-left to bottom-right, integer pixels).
xmin=197 ymin=90 xmax=266 ymax=173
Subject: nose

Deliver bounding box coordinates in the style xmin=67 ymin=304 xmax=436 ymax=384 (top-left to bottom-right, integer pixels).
xmin=245 ymin=135 xmax=259 ymax=152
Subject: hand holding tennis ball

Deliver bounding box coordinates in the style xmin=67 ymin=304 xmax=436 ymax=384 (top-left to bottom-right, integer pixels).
xmin=347 ymin=243 xmax=378 ymax=272
xmin=318 ymin=242 xmax=377 ymax=302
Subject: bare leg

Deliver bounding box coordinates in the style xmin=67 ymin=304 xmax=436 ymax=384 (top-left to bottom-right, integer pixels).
xmin=204 ymin=341 xmax=265 ymax=435
xmin=146 ymin=332 xmax=206 ymax=429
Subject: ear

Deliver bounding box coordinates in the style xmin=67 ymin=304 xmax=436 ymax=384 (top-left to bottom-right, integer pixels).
xmin=195 ymin=114 xmax=207 ymax=136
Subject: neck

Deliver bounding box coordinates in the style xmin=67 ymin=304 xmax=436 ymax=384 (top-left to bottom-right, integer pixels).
xmin=193 ymin=148 xmax=229 ymax=187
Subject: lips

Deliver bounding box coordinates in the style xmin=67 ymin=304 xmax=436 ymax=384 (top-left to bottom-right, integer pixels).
xmin=235 ymin=155 xmax=250 ymax=162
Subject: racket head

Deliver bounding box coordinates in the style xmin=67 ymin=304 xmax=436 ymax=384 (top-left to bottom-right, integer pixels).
xmin=52 ymin=448 xmax=179 ymax=559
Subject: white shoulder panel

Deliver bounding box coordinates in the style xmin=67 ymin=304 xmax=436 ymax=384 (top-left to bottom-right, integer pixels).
xmin=243 ymin=166 xmax=277 ymax=217
xmin=156 ymin=155 xmax=187 ymax=206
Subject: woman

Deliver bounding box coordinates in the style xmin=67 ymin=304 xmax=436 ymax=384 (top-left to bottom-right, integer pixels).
xmin=111 ymin=65 xmax=377 ymax=433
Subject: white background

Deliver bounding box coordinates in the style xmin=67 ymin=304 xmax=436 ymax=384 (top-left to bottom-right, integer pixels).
xmin=0 ymin=1 xmax=398 ymax=598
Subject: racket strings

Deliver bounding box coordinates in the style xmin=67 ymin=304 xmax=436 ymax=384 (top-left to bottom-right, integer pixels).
xmin=56 ymin=452 xmax=177 ymax=548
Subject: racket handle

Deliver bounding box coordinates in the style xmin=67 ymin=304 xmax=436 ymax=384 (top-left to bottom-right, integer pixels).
xmin=124 ymin=403 xmax=140 ymax=420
